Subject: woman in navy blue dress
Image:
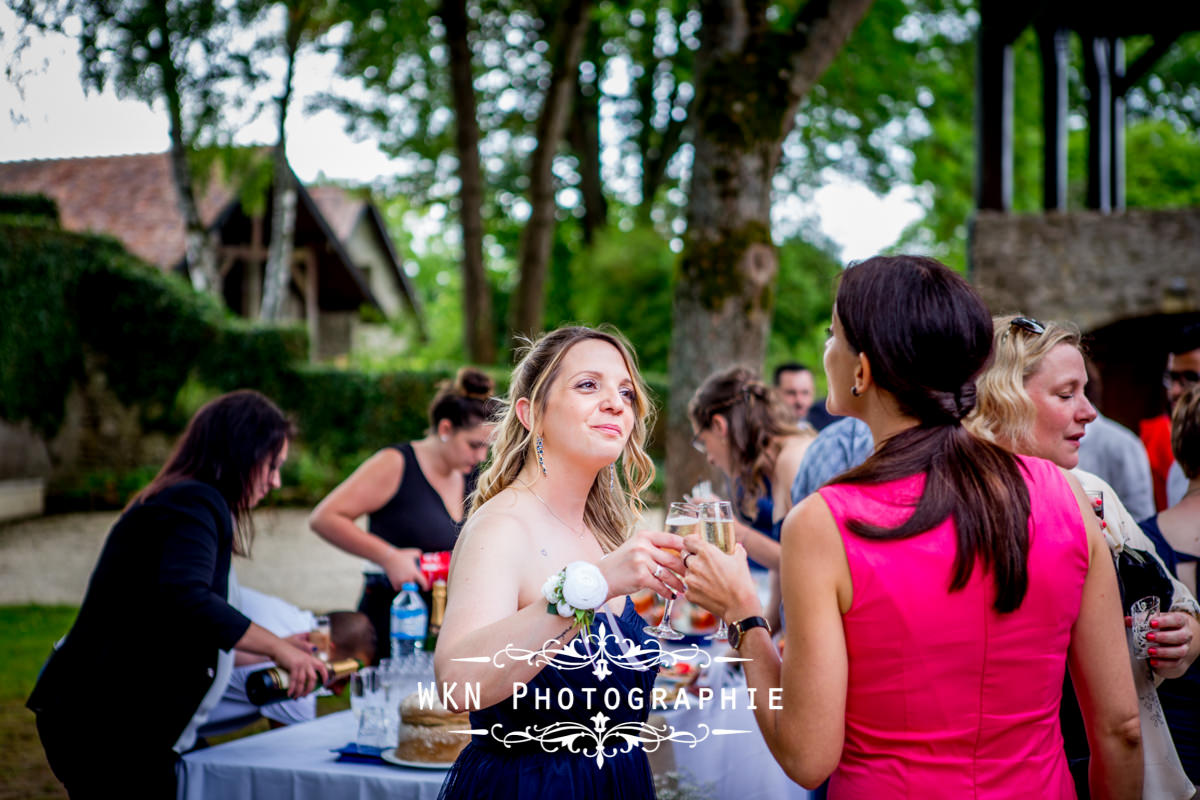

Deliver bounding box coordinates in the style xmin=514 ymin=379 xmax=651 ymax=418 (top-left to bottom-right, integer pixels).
xmin=435 ymin=327 xmax=687 ymax=798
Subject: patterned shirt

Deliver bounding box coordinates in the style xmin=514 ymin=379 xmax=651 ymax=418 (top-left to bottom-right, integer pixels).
xmin=790 ymin=416 xmax=875 ymax=505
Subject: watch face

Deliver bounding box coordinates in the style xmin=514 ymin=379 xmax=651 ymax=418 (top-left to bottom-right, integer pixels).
xmin=729 ymin=624 xmax=742 ymax=649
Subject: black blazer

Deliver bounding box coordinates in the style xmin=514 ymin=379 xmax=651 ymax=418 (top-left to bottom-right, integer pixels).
xmin=28 ymin=480 xmax=251 ymax=748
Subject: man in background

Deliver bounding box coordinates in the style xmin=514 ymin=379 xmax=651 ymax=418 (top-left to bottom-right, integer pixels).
xmin=773 ymin=362 xmax=816 ymax=425
xmin=1142 ymin=323 xmax=1200 ymax=509
xmin=1078 ymin=359 xmax=1156 ymax=521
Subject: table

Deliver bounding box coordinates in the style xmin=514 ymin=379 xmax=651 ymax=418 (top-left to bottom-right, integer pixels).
xmin=178 ymin=712 xmax=445 ymax=800
xmin=178 ymin=701 xmax=812 ymax=800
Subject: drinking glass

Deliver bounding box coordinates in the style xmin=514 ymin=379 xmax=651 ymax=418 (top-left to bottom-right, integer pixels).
xmin=310 ymin=615 xmax=332 ymax=661
xmin=349 ymin=666 xmax=375 ymax=726
xmin=1131 ymin=596 xmax=1161 ymax=659
xmin=644 ymin=502 xmax=698 ymax=640
xmin=698 ymin=500 xmax=736 ymax=641
xmin=356 ymin=705 xmax=391 ymax=748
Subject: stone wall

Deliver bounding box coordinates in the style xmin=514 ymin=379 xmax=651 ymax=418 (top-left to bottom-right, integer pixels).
xmin=970 ymin=209 xmax=1200 ymax=330
xmin=970 ymin=209 xmax=1200 ymax=431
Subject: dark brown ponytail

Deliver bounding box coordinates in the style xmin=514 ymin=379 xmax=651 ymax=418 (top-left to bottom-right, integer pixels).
xmin=832 ymin=256 xmax=1032 ymax=613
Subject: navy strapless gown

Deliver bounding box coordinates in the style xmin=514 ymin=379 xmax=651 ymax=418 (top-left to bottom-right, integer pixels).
xmin=438 ymin=600 xmax=657 ymax=799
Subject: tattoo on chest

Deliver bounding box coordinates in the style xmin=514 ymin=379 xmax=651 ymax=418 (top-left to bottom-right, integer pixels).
xmin=540 ymin=548 xmax=548 ymax=557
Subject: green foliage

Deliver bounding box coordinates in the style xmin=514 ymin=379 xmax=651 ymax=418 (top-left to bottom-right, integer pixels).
xmin=0 ymin=193 xmax=59 ymax=224
xmin=561 ymin=225 xmax=675 ymax=374
xmin=0 ymin=220 xmax=500 ymax=507
xmin=766 ymin=238 xmax=843 ymax=396
xmin=0 ymin=227 xmax=87 ymax=435
xmin=1068 ymin=120 xmax=1200 ymax=209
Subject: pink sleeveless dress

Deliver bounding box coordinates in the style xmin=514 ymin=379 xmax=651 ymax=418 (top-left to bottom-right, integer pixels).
xmin=817 ymin=455 xmax=1087 ymax=799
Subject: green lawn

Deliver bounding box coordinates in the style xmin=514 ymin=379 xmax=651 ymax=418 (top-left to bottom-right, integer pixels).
xmin=0 ymin=605 xmax=75 ymax=800
xmin=0 ymin=605 xmax=350 ymax=799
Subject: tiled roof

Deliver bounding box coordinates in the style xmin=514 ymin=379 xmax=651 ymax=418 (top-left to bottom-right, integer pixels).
xmin=0 ymin=153 xmax=233 ymax=269
xmin=307 ymin=185 xmax=366 ymax=242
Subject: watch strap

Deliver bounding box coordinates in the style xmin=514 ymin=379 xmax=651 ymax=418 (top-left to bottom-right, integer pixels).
xmin=730 ymin=615 xmax=770 ymax=649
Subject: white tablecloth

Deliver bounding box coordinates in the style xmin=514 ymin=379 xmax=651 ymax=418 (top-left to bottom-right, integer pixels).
xmin=178 ymin=701 xmax=812 ymax=800
xmin=177 ymin=712 xmax=445 ymax=800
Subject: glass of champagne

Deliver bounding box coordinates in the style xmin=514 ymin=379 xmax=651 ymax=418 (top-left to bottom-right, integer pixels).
xmin=644 ymin=502 xmax=698 ymax=640
xmin=698 ymin=500 xmax=737 ymax=641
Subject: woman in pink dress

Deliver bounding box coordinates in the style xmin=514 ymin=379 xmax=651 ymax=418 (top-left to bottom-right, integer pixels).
xmin=683 ymin=255 xmax=1142 ymax=799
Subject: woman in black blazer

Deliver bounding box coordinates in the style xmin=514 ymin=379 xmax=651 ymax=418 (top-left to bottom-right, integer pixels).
xmin=28 ymin=390 xmax=329 ymax=798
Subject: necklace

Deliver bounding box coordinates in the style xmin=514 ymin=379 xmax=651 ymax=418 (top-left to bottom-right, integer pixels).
xmin=518 ymin=479 xmax=588 ymax=538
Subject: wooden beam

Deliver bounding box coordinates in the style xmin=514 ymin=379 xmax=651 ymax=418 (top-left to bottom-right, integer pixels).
xmin=1115 ymin=34 xmax=1179 ymax=97
xmin=301 ymin=250 xmax=319 ymax=363
xmin=977 ymin=8 xmax=1014 ymax=211
xmin=1038 ymin=26 xmax=1069 ymax=211
xmin=1083 ymin=35 xmax=1112 ymax=212
xmin=1110 ymin=38 xmax=1125 ymax=211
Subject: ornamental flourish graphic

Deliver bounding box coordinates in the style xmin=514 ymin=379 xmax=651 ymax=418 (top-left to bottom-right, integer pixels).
xmin=444 ymin=625 xmax=756 ymax=768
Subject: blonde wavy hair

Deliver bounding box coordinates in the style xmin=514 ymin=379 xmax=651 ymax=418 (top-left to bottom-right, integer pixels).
xmin=469 ymin=326 xmax=656 ymax=553
xmin=965 ymin=315 xmax=1082 ymax=450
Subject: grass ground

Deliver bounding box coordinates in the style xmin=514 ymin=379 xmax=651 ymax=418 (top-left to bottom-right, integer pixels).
xmin=0 ymin=605 xmax=350 ymax=799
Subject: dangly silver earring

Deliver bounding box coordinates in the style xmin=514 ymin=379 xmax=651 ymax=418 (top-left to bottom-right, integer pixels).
xmin=609 ymin=463 xmax=616 ymax=491
xmin=536 ymin=435 xmax=547 ymax=476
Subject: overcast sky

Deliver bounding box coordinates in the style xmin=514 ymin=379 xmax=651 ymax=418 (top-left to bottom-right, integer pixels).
xmin=0 ymin=5 xmax=921 ymax=262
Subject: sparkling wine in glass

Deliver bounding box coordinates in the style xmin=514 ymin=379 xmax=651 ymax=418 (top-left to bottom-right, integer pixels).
xmin=698 ymin=500 xmax=736 ymax=641
xmin=644 ymin=502 xmax=698 ymax=640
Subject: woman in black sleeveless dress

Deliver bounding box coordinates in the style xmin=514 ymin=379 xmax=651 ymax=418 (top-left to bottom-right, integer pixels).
xmin=310 ymin=368 xmax=498 ymax=653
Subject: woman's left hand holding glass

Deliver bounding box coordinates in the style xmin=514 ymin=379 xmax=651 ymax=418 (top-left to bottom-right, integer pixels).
xmin=683 ymin=537 xmax=762 ymax=623
xmin=598 ymin=530 xmax=687 ymax=601
xmin=1138 ymin=610 xmax=1200 ymax=678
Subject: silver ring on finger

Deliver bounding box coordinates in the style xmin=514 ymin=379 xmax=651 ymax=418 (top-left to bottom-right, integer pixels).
xmin=653 ymin=563 xmax=663 ymax=579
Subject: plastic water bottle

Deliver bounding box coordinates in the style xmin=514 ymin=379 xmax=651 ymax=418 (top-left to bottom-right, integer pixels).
xmin=390 ymin=582 xmax=428 ymax=659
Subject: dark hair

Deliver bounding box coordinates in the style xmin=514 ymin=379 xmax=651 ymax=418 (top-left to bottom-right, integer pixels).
xmin=329 ymin=610 xmax=376 ymax=664
xmin=831 ymin=255 xmax=1033 ymax=613
xmin=429 ymin=367 xmax=499 ymax=430
xmin=1171 ymin=322 xmax=1200 ymax=356
xmin=772 ymin=362 xmax=811 ymax=386
xmin=689 ymin=366 xmax=803 ymax=509
xmin=1172 ymin=385 xmax=1200 ymax=480
xmin=130 ymin=390 xmax=294 ymax=556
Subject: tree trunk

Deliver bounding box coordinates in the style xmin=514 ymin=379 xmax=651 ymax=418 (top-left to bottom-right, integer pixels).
xmin=442 ymin=0 xmax=495 ymax=363
xmin=665 ymin=0 xmax=874 ymax=501
xmin=160 ymin=47 xmax=220 ymax=298
xmin=261 ymin=10 xmax=303 ymax=322
xmin=568 ymin=33 xmax=606 ymax=244
xmin=509 ymin=0 xmax=591 ymax=339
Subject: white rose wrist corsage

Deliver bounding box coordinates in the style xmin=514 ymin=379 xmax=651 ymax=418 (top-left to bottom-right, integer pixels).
xmin=542 ymin=561 xmax=609 ymax=630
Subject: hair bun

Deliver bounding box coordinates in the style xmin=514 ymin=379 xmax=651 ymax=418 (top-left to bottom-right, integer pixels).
xmin=455 ymin=367 xmax=494 ymax=399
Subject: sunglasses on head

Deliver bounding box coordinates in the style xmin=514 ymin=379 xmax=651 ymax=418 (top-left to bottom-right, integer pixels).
xmin=1010 ymin=317 xmax=1046 ymax=336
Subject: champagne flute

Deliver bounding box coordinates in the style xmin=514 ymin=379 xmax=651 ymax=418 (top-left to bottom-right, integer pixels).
xmin=644 ymin=502 xmax=698 ymax=640
xmin=698 ymin=500 xmax=736 ymax=641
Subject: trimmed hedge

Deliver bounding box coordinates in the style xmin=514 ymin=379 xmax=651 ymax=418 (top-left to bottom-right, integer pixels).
xmin=3 ymin=222 xmax=679 ymax=508
xmin=0 ymin=192 xmax=60 ymax=224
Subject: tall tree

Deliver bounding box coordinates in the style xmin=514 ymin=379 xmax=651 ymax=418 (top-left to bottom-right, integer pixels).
xmin=508 ymin=0 xmax=593 ymax=337
xmin=666 ymin=0 xmax=874 ymax=500
xmin=11 ymin=0 xmax=245 ymax=299
xmin=260 ymin=0 xmax=333 ymax=320
xmin=441 ymin=0 xmax=495 ymax=362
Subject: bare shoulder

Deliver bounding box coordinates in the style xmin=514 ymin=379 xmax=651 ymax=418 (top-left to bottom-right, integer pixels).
xmin=781 ymin=492 xmax=839 ymax=550
xmin=777 ymin=435 xmax=814 ymax=477
xmin=456 ymin=489 xmax=533 ymax=554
